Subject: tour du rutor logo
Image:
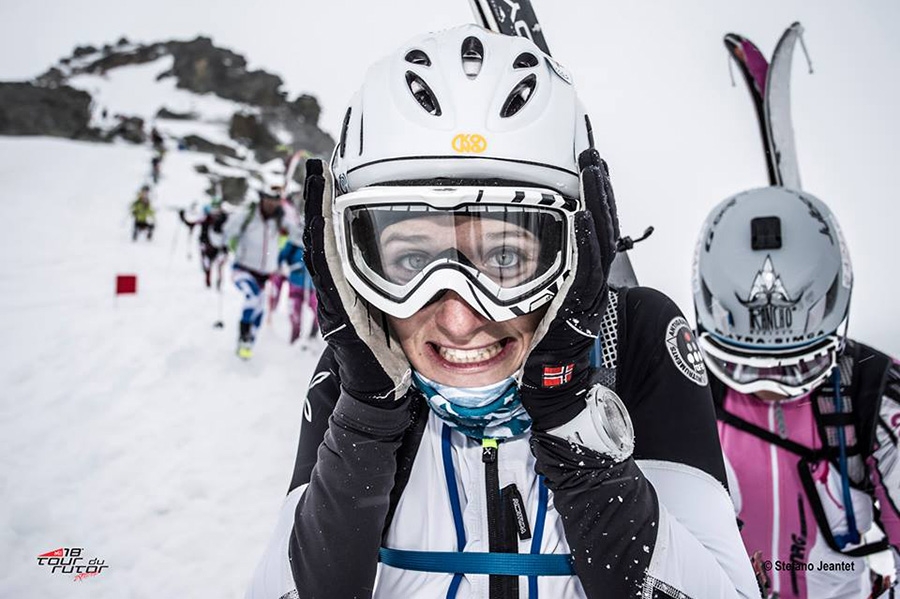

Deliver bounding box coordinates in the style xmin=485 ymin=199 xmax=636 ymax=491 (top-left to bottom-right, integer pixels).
xmin=37 ymin=547 xmax=108 ymax=580
xmin=737 ymin=255 xmax=800 ymax=334
xmin=451 ymin=133 xmax=487 ymax=154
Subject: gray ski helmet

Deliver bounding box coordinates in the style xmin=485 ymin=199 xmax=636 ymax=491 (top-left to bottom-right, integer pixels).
xmin=692 ymin=186 xmax=852 ymax=350
xmin=330 ymin=24 xmax=591 ymax=198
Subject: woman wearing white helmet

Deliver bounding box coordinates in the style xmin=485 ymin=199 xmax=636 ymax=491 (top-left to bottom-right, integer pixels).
xmin=247 ymin=25 xmax=757 ymax=599
xmin=693 ymin=186 xmax=900 ymax=598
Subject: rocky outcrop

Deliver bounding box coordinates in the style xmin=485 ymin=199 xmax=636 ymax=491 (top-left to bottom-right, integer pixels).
xmin=106 ymin=115 xmax=145 ymax=144
xmin=219 ymin=176 xmax=248 ymax=205
xmin=83 ymin=44 xmax=167 ymax=75
xmin=156 ymin=107 xmax=196 ymax=120
xmin=163 ymin=37 xmax=286 ymax=107
xmin=259 ymin=105 xmax=334 ymax=157
xmin=1 ymin=36 xmax=336 ymax=199
xmin=229 ymin=112 xmax=279 ymax=154
xmin=0 ymin=82 xmax=96 ymax=139
xmin=290 ymin=94 xmax=321 ymax=126
xmin=180 ymin=135 xmax=240 ymax=159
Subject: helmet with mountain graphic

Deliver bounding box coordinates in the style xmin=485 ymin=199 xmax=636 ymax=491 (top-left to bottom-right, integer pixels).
xmin=692 ymin=186 xmax=853 ymax=395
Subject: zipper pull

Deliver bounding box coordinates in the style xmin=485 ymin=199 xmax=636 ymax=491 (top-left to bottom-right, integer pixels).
xmin=482 ymin=438 xmax=498 ymax=464
xmin=775 ymin=401 xmax=788 ymax=440
xmin=503 ymin=484 xmax=532 ymax=540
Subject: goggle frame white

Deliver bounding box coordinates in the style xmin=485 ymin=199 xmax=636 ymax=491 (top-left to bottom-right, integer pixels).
xmin=698 ymin=332 xmax=843 ymax=397
xmin=332 ymin=185 xmax=579 ymax=322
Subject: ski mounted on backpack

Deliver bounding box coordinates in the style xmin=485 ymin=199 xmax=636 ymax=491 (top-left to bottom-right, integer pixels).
xmin=467 ymin=0 xmax=645 ymax=288
xmin=723 ymin=23 xmax=876 ymax=554
xmin=724 ymin=22 xmax=813 ymax=189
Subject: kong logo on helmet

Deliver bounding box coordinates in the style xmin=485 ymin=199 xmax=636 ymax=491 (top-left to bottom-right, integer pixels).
xmin=452 ymin=133 xmax=488 ymax=154
xmin=738 ymin=255 xmax=800 ymax=334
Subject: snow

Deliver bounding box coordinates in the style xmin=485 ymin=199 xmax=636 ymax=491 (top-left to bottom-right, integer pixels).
xmin=68 ymin=55 xmax=251 ymax=126
xmin=0 ymin=3 xmax=899 ymax=596
xmin=0 ymin=137 xmax=319 ymax=597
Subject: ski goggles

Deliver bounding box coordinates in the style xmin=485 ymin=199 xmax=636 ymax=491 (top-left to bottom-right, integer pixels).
xmin=332 ymin=186 xmax=578 ymax=321
xmin=698 ymin=332 xmax=841 ymax=396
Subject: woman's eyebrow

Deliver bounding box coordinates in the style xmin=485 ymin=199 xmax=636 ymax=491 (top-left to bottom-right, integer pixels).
xmin=483 ymin=230 xmax=532 ymax=240
xmin=382 ymin=232 xmax=434 ymax=245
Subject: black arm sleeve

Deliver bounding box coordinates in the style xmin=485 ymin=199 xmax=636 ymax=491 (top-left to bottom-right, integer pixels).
xmin=288 ymin=347 xmax=340 ymax=492
xmin=618 ymin=286 xmax=728 ymax=486
xmin=288 ymin=390 xmax=414 ymax=599
xmin=530 ymin=287 xmax=739 ymax=599
xmin=531 ymin=432 xmax=659 ymax=598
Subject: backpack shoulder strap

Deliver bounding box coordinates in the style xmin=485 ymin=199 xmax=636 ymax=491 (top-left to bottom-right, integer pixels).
xmin=590 ymin=287 xmax=622 ymax=391
xmin=810 ymin=342 xmax=892 ymax=483
xmin=847 ymin=341 xmax=894 ymax=458
xmin=382 ymin=394 xmax=430 ymax=538
xmin=712 ymin=375 xmax=823 ymax=460
xmin=240 ymin=202 xmax=258 ymax=237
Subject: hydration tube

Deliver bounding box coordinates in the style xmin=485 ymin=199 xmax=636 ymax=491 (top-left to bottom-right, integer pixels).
xmin=831 ymin=367 xmax=861 ymax=548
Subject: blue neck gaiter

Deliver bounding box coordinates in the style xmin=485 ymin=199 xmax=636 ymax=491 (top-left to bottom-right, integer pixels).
xmin=413 ymin=371 xmax=531 ymax=440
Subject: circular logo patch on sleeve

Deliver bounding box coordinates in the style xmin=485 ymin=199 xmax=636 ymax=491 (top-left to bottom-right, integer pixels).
xmin=665 ymin=316 xmax=708 ymax=386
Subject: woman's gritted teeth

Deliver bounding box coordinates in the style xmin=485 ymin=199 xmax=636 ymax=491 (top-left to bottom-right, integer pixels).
xmin=431 ymin=339 xmax=509 ymax=365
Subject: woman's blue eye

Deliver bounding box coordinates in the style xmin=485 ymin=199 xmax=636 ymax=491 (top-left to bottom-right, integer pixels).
xmin=399 ymin=253 xmax=430 ymax=271
xmin=486 ymin=248 xmax=520 ymax=268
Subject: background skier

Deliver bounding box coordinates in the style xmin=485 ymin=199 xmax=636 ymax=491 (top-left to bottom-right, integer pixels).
xmin=130 ymin=184 xmax=155 ymax=241
xmin=693 ymin=186 xmax=900 ymax=599
xmin=223 ymin=186 xmax=297 ymax=359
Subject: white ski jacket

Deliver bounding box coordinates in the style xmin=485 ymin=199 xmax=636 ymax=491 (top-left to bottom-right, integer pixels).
xmin=246 ymin=288 xmax=760 ymax=599
xmin=224 ymin=202 xmax=296 ymax=275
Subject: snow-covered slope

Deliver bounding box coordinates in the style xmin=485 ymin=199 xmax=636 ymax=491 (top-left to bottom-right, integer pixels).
xmin=0 ymin=136 xmax=319 ymax=597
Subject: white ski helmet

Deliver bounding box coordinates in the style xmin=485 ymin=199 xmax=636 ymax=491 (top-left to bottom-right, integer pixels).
xmin=324 ymin=24 xmax=598 ymax=322
xmin=692 ymin=186 xmax=853 ymax=395
xmin=330 ymin=24 xmax=591 ymax=199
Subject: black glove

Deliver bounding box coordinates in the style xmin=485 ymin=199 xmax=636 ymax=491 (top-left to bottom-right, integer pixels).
xmin=303 ymin=159 xmax=411 ymax=404
xmin=519 ymin=149 xmax=619 ymax=430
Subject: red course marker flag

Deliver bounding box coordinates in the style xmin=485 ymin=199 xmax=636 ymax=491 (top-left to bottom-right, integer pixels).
xmin=115 ymin=274 xmax=138 ymax=295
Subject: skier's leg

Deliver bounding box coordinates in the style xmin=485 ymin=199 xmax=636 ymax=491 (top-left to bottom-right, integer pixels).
xmin=268 ymin=273 xmax=285 ymax=320
xmin=201 ymin=245 xmax=213 ymax=288
xmin=306 ymin=282 xmax=319 ymax=337
xmin=289 ymin=284 xmax=303 ymax=343
xmin=249 ymin=273 xmax=269 ymax=343
xmin=215 ymin=253 xmax=225 ymax=291
xmin=233 ymin=269 xmax=263 ymax=350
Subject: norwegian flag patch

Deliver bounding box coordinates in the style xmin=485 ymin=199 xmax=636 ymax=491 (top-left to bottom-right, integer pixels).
xmin=542 ymin=364 xmax=574 ymax=388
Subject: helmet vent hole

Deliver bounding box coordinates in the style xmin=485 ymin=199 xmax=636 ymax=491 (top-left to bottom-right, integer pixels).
xmin=500 ymin=74 xmax=536 ymax=118
xmin=824 ymin=274 xmax=840 ymax=316
xmin=404 ymin=49 xmax=431 ymax=66
xmin=404 ymin=71 xmax=442 ymax=116
xmin=338 ymin=107 xmax=351 ymax=158
xmin=513 ymin=52 xmax=538 ymax=69
xmin=461 ymin=36 xmax=484 ymax=79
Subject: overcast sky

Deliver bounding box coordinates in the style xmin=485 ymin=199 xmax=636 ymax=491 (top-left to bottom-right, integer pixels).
xmin=2 ymin=0 xmax=899 ymax=353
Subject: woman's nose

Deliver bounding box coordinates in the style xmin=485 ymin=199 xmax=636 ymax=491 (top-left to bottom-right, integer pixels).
xmin=432 ymin=291 xmax=488 ymax=342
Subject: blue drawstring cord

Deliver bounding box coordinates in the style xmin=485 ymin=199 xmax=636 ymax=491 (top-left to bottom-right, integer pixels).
xmin=831 ymin=366 xmax=861 ymax=548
